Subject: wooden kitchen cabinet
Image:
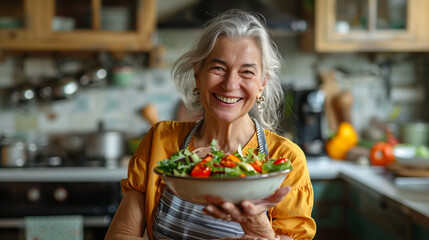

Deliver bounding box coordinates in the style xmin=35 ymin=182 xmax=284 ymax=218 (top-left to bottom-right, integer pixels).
xmin=0 ymin=0 xmax=34 ymax=42
xmin=0 ymin=0 xmax=156 ymax=52
xmin=315 ymin=0 xmax=429 ymax=52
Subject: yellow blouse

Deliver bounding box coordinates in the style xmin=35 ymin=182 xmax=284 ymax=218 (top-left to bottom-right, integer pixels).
xmin=122 ymin=121 xmax=316 ymax=239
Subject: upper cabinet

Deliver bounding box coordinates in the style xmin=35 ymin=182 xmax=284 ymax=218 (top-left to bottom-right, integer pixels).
xmin=0 ymin=0 xmax=156 ymax=52
xmin=315 ymin=0 xmax=429 ymax=52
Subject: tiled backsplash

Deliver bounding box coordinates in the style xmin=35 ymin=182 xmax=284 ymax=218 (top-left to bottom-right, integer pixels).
xmin=0 ymin=30 xmax=426 ymax=138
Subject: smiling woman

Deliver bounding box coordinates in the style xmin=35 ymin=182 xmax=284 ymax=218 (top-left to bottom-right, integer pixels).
xmin=195 ymin=36 xmax=265 ymax=128
xmin=106 ymin=9 xmax=315 ymax=240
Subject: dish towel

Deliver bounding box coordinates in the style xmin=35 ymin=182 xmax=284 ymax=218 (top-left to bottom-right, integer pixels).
xmin=24 ymin=215 xmax=83 ymax=240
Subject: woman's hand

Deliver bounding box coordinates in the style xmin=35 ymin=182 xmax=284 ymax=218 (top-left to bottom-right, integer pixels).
xmin=202 ymin=186 xmax=291 ymax=240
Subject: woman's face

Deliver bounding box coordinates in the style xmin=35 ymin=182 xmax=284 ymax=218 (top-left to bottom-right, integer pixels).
xmin=195 ymin=36 xmax=266 ymax=123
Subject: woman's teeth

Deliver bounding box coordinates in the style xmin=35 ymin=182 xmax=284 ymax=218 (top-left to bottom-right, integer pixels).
xmin=215 ymin=94 xmax=241 ymax=104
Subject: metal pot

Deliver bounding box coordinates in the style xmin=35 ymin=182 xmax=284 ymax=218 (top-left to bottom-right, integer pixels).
xmin=85 ymin=125 xmax=124 ymax=168
xmin=0 ymin=137 xmax=27 ymax=167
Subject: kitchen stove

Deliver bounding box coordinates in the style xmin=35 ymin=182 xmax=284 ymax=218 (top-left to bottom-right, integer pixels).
xmin=0 ymin=166 xmax=126 ymax=239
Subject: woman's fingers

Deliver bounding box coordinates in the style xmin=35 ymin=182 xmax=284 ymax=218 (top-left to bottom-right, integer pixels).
xmin=253 ymin=186 xmax=292 ymax=206
xmin=203 ymin=186 xmax=292 ymax=222
xmin=266 ymin=186 xmax=291 ymax=202
xmin=241 ymin=186 xmax=292 ymax=215
xmin=203 ymin=204 xmax=232 ymax=221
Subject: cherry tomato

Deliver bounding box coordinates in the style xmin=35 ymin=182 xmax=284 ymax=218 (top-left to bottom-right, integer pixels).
xmin=273 ymin=158 xmax=288 ymax=165
xmin=370 ymin=142 xmax=395 ymax=166
xmin=249 ymin=160 xmax=262 ymax=173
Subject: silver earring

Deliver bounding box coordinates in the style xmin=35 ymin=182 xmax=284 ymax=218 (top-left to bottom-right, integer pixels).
xmin=256 ymin=96 xmax=265 ymax=113
xmin=193 ymin=88 xmax=200 ymax=103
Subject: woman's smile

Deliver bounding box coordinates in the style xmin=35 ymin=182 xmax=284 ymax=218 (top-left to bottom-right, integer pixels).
xmin=213 ymin=93 xmax=242 ymax=104
xmin=195 ymin=36 xmax=265 ymax=123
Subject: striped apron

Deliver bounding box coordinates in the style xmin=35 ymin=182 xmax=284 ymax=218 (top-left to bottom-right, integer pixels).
xmin=153 ymin=118 xmax=268 ymax=240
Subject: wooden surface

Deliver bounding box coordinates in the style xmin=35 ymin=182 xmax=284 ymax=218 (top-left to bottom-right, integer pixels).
xmin=387 ymin=162 xmax=429 ymax=177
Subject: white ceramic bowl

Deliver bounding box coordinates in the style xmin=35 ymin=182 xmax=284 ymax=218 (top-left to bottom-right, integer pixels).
xmin=154 ymin=168 xmax=291 ymax=204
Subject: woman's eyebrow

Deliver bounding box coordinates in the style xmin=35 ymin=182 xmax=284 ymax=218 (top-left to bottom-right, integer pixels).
xmin=210 ymin=58 xmax=226 ymax=65
xmin=210 ymin=58 xmax=257 ymax=68
xmin=242 ymin=63 xmax=257 ymax=68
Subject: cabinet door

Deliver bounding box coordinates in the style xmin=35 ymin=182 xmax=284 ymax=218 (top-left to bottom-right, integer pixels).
xmin=346 ymin=185 xmax=411 ymax=240
xmin=0 ymin=0 xmax=40 ymax=44
xmin=315 ymin=0 xmax=429 ymax=52
xmin=0 ymin=0 xmax=155 ymax=52
xmin=312 ymin=180 xmax=347 ymax=240
xmin=40 ymin=0 xmax=155 ymax=51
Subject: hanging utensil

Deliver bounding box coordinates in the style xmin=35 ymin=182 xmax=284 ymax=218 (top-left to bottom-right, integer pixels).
xmin=50 ymin=55 xmax=79 ymax=100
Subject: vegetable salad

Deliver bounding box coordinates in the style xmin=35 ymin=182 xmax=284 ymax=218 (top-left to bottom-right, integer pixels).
xmin=155 ymin=140 xmax=292 ymax=178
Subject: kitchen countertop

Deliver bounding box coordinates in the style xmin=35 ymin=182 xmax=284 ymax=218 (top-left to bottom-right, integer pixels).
xmin=307 ymin=157 xmax=429 ymax=225
xmin=0 ymin=167 xmax=128 ymax=182
xmin=1 ymin=158 xmax=428 ymax=224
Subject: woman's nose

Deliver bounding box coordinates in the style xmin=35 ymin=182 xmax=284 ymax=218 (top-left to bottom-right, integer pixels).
xmin=221 ymin=71 xmax=240 ymax=90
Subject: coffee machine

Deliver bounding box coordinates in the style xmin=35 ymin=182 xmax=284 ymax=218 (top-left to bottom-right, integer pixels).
xmin=289 ymin=89 xmax=327 ymax=157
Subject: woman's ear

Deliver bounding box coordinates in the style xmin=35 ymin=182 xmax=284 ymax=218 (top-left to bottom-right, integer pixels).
xmin=194 ymin=66 xmax=200 ymax=88
xmin=258 ymin=73 xmax=269 ymax=95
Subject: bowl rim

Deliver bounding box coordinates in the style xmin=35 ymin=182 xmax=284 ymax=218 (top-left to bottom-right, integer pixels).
xmin=153 ymin=167 xmax=291 ymax=181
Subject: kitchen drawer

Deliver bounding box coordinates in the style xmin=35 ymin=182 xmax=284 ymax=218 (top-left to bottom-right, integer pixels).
xmin=347 ymin=185 xmax=411 ymax=240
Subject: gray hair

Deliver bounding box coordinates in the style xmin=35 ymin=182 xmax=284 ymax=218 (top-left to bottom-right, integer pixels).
xmin=172 ymin=9 xmax=284 ymax=131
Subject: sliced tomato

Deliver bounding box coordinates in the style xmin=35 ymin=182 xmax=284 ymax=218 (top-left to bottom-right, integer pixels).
xmin=273 ymin=158 xmax=288 ymax=165
xmin=220 ymin=159 xmax=237 ymax=168
xmin=224 ymin=154 xmax=241 ymax=162
xmin=250 ymin=160 xmax=262 ymax=173
xmin=219 ymin=154 xmax=241 ymax=168
xmin=370 ymin=142 xmax=395 ymax=166
xmin=202 ymin=155 xmax=213 ymax=163
xmin=191 ymin=164 xmax=211 ymax=177
xmin=191 ymin=156 xmax=212 ymax=177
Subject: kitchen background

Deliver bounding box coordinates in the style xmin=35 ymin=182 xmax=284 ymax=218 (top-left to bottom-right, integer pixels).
xmin=1 ymin=0 xmax=428 ymax=139
xmin=1 ymin=0 xmax=429 ymax=239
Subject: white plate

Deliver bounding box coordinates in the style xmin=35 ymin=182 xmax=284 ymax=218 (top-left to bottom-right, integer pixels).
xmin=395 ymin=156 xmax=429 ymax=168
xmin=394 ymin=145 xmax=429 ymax=167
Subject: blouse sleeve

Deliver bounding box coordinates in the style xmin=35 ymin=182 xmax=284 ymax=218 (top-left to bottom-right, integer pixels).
xmin=269 ymin=140 xmax=316 ymax=239
xmin=121 ymin=126 xmax=155 ymax=193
